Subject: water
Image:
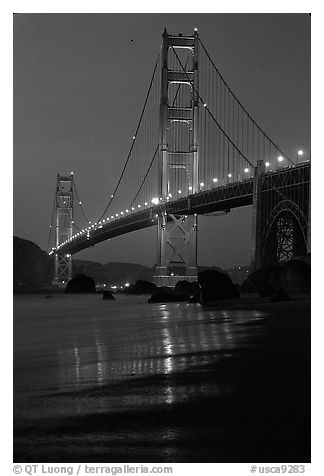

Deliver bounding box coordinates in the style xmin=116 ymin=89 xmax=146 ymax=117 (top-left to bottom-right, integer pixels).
xmin=13 ymin=293 xmax=310 ymax=462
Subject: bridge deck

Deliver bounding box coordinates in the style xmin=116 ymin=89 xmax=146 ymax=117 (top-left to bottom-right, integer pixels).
xmin=56 ymin=164 xmax=309 ymax=256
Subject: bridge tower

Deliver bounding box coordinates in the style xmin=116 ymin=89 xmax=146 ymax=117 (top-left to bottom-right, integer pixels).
xmin=52 ymin=174 xmax=74 ymax=285
xmin=154 ymin=29 xmax=199 ymax=287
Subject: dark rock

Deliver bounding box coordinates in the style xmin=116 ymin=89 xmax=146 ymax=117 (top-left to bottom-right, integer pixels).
xmin=188 ymin=293 xmax=200 ymax=303
xmin=198 ymin=269 xmax=240 ymax=303
xmin=148 ymin=291 xmax=188 ymax=303
xmin=271 ymin=287 xmax=291 ymax=302
xmin=281 ymin=260 xmax=310 ymax=294
xmin=241 ymin=259 xmax=311 ymax=297
xmin=174 ymin=280 xmax=200 ymax=297
xmin=102 ymin=290 xmax=115 ymax=300
xmin=65 ymin=273 xmax=96 ymax=293
xmin=241 ymin=265 xmax=283 ymax=297
xmin=125 ymin=280 xmax=157 ymax=294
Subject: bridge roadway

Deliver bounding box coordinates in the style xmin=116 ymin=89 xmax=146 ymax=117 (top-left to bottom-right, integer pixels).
xmin=57 ymin=163 xmax=309 ymax=256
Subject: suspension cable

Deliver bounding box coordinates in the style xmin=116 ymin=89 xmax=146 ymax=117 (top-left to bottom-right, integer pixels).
xmin=46 ymin=192 xmax=56 ymax=253
xmin=72 ymin=176 xmax=90 ymax=224
xmin=170 ymin=45 xmax=254 ymax=168
xmin=129 ymin=144 xmax=159 ymax=208
xmin=96 ymin=54 xmax=160 ymax=223
xmin=198 ymin=36 xmax=295 ymax=165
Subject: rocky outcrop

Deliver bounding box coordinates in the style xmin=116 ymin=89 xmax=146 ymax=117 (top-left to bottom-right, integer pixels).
xmin=174 ymin=280 xmax=200 ymax=297
xmin=65 ymin=273 xmax=96 ymax=293
xmin=198 ymin=269 xmax=240 ymax=303
xmin=280 ymin=259 xmax=310 ymax=294
xmin=102 ymin=290 xmax=115 ymax=300
xmin=271 ymin=288 xmax=291 ymax=302
xmin=125 ymin=280 xmax=157 ymax=294
xmin=241 ymin=259 xmax=310 ymax=297
xmin=241 ymin=265 xmax=282 ymax=297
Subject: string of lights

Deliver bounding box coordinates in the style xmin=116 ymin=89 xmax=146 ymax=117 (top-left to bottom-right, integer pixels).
xmin=51 ymin=31 xmax=305 ymax=257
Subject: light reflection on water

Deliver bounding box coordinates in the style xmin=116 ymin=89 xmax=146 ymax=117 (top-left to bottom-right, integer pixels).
xmin=14 ymin=295 xmax=267 ymax=416
xmin=53 ymin=303 xmax=266 ymax=410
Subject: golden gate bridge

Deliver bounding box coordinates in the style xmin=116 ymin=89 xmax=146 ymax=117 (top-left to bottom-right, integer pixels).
xmin=47 ymin=29 xmax=310 ymax=286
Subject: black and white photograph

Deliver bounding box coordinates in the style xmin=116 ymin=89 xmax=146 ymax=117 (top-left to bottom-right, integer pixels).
xmin=12 ymin=9 xmax=313 ymax=471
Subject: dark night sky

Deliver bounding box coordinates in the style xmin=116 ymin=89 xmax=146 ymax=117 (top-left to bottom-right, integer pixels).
xmin=13 ymin=13 xmax=310 ymax=269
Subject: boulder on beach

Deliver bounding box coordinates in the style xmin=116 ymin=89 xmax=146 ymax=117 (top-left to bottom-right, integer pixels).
xmin=281 ymin=259 xmax=310 ymax=294
xmin=241 ymin=259 xmax=310 ymax=297
xmin=125 ymin=280 xmax=157 ymax=294
xmin=198 ymin=269 xmax=240 ymax=303
xmin=188 ymin=293 xmax=200 ymax=303
xmin=241 ymin=265 xmax=282 ymax=297
xmin=65 ymin=273 xmax=96 ymax=293
xmin=271 ymin=287 xmax=291 ymax=302
xmin=102 ymin=290 xmax=115 ymax=300
xmin=174 ymin=280 xmax=200 ymax=297
xmin=148 ymin=291 xmax=188 ymax=303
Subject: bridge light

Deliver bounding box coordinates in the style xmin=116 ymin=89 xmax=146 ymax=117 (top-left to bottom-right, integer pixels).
xmin=194 ymin=27 xmax=198 ymax=32
xmin=138 ymin=204 xmax=141 ymax=208
xmin=152 ymin=197 xmax=159 ymax=205
xmin=116 ymin=213 xmax=119 ymax=217
xmin=212 ymin=178 xmax=218 ymax=183
xmin=125 ymin=283 xmax=130 ymax=287
xmin=111 ymin=194 xmax=114 ymax=198
xmin=277 ymin=156 xmax=284 ymax=162
xmin=111 ymin=215 xmax=114 ymax=219
xmin=200 ymin=182 xmax=204 ymax=187
xmin=133 ymin=136 xmax=136 ymax=140
xmin=144 ymin=202 xmax=148 ymax=206
xmin=103 ymin=219 xmax=105 ymax=222
xmin=70 ymin=171 xmax=74 ymax=175
xmin=168 ymin=193 xmax=172 ymax=198
xmin=203 ymin=103 xmax=207 ymax=108
xmin=265 ymin=161 xmax=270 ymax=167
xmin=132 ymin=206 xmax=135 ymax=211
xmin=71 ymin=220 xmax=74 ymax=224
xmin=228 ymin=173 xmax=232 ymax=178
xmin=297 ymin=150 xmax=304 ymax=164
xmin=244 ymin=168 xmax=249 ymax=173
xmin=178 ymin=190 xmax=182 ymax=194
xmin=188 ymin=186 xmax=193 ymax=191
xmin=79 ymin=201 xmax=82 ymax=205
xmin=120 ymin=211 xmax=124 ymax=215
xmin=126 ymin=209 xmax=129 ymax=213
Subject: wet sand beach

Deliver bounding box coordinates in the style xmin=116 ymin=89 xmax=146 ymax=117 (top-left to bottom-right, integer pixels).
xmin=13 ymin=294 xmax=310 ymax=462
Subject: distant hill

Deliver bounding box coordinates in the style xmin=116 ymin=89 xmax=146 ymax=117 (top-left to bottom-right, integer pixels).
xmin=13 ymin=235 xmax=248 ymax=289
xmin=13 ymin=236 xmax=53 ymax=288
xmin=72 ymin=261 xmax=154 ymax=286
xmin=13 ymin=236 xmax=154 ymax=289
